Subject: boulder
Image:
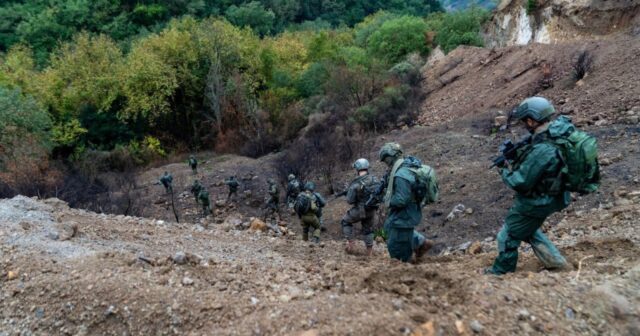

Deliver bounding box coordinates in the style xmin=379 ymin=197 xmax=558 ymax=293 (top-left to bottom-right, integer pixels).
xmin=249 ymin=218 xmax=267 ymax=232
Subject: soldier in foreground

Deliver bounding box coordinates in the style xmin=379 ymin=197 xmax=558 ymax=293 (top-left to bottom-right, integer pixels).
xmin=188 ymin=155 xmax=198 ymax=174
xmin=294 ymin=182 xmax=322 ymax=243
xmin=224 ymin=176 xmax=240 ymax=202
xmin=378 ymin=143 xmax=438 ymax=262
xmin=159 ymin=171 xmax=173 ymax=193
xmin=341 ymin=158 xmax=379 ymax=256
xmin=486 ymin=97 xmax=599 ymax=275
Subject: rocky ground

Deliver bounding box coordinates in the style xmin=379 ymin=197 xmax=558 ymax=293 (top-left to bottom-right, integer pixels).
xmin=1 ymin=187 xmax=639 ymax=335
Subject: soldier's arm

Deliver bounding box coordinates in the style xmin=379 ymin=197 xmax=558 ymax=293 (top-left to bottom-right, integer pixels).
xmin=501 ymin=144 xmax=558 ymax=193
xmin=315 ymin=193 xmax=327 ymax=207
xmin=345 ymin=183 xmax=358 ymax=205
xmin=388 ymin=176 xmax=413 ymax=209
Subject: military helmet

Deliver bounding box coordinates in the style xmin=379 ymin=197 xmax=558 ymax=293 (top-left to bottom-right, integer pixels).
xmin=353 ymin=158 xmax=370 ymax=171
xmin=378 ymin=142 xmax=403 ymax=161
xmin=304 ymin=181 xmax=315 ymax=191
xmin=288 ymin=174 xmax=295 ymax=181
xmin=513 ymin=97 xmax=556 ymax=122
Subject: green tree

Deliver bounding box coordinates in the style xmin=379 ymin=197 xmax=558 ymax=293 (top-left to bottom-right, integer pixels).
xmin=35 ymin=32 xmax=123 ymax=119
xmin=366 ymin=16 xmax=429 ymax=64
xmin=225 ymin=1 xmax=275 ymax=37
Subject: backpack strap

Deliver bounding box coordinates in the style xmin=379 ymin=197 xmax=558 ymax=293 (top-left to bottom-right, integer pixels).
xmin=384 ymin=158 xmax=405 ymax=208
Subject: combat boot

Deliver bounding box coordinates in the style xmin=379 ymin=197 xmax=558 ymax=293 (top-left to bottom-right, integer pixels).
xmin=414 ymin=239 xmax=434 ymax=260
xmin=366 ymin=246 xmax=373 ymax=257
xmin=345 ymin=240 xmax=355 ymax=254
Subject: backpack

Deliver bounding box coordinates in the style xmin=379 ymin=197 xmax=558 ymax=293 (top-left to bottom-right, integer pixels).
xmin=404 ymin=156 xmax=439 ymax=207
xmin=548 ymin=116 xmax=600 ymax=194
xmin=359 ymin=175 xmax=382 ymax=208
xmin=294 ymin=193 xmax=317 ymax=216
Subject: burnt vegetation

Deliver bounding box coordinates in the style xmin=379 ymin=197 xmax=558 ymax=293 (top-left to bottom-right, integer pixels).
xmin=572 ymin=50 xmax=594 ymax=81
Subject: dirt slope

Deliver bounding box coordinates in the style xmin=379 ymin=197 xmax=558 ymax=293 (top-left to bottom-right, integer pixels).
xmin=1 ymin=190 xmax=639 ymax=335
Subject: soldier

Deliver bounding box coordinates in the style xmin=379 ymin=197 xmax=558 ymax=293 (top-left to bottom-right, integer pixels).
xmin=264 ymin=178 xmax=280 ymax=224
xmin=188 ymin=155 xmax=198 ymax=174
xmin=342 ymin=158 xmax=378 ymax=256
xmin=190 ymin=179 xmax=203 ymax=204
xmin=378 ymin=143 xmax=436 ymax=262
xmin=224 ymin=175 xmax=240 ymax=202
xmin=294 ymin=182 xmax=322 ymax=243
xmin=197 ymin=188 xmax=212 ymax=217
xmin=486 ymin=97 xmax=582 ymax=275
xmin=159 ymin=171 xmax=173 ymax=193
xmin=305 ymin=182 xmax=326 ymax=232
xmin=286 ymin=174 xmax=301 ymax=209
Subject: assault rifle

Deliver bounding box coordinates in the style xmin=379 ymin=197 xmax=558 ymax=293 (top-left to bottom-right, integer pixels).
xmin=333 ymin=190 xmax=348 ymax=199
xmin=490 ymin=135 xmax=531 ymax=168
xmin=365 ymin=171 xmax=389 ymax=208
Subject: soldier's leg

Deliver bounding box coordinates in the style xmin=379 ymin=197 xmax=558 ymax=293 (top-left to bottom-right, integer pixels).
xmin=310 ymin=215 xmax=321 ymax=243
xmin=386 ymin=227 xmax=414 ymax=262
xmin=529 ymin=228 xmax=567 ymax=269
xmin=300 ymin=217 xmax=310 ymax=241
xmin=361 ymin=212 xmax=375 ymax=249
xmin=489 ymin=224 xmax=522 ymax=274
xmin=489 ymin=205 xmax=546 ymax=274
xmin=342 ymin=208 xmax=360 ymax=251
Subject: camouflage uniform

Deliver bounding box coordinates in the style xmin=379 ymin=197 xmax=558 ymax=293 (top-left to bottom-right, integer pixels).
xmin=225 ymin=176 xmax=240 ymax=202
xmin=297 ymin=190 xmax=321 ymax=243
xmin=286 ymin=175 xmax=302 ymax=209
xmin=488 ymin=97 xmax=572 ymax=275
xmin=198 ymin=189 xmax=212 ymax=216
xmin=190 ymin=180 xmax=203 ymax=204
xmin=378 ymin=144 xmax=433 ymax=262
xmin=264 ymin=179 xmax=280 ymax=224
xmin=160 ymin=172 xmax=173 ymax=193
xmin=314 ymin=191 xmax=327 ymax=231
xmin=342 ymin=173 xmax=377 ymax=248
xmin=188 ymin=155 xmax=198 ymax=174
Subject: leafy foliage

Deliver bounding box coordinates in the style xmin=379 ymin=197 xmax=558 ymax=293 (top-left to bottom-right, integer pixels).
xmin=425 ymin=7 xmax=490 ymax=53
xmin=0 ymin=1 xmax=490 ymax=184
xmin=366 ymin=16 xmax=429 ymax=64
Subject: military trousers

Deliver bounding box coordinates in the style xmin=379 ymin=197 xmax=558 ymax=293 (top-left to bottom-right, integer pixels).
xmin=386 ymin=227 xmax=426 ymax=262
xmin=341 ymin=207 xmax=375 ymax=247
xmin=300 ymin=213 xmax=321 ymax=241
xmin=491 ymin=206 xmax=567 ymax=274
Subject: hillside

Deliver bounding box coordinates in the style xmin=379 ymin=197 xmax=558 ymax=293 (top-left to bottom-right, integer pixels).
xmin=1 ymin=186 xmax=639 ymax=334
xmin=2 ymin=2 xmax=640 ymax=335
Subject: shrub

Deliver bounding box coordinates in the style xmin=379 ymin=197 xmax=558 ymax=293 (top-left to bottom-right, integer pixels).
xmin=426 ymin=8 xmax=489 ymax=53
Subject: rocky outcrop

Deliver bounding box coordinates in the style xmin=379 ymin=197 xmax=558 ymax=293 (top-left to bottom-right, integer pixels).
xmin=485 ymin=0 xmax=640 ymax=47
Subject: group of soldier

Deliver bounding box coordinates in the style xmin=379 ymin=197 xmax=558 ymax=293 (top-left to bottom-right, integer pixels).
xmin=158 ymin=96 xmax=598 ymax=275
